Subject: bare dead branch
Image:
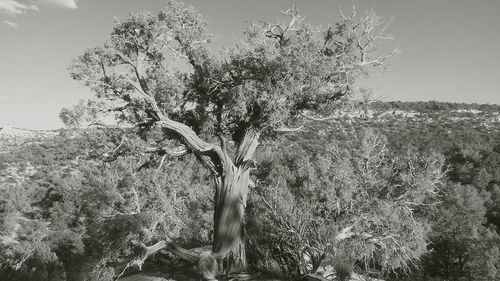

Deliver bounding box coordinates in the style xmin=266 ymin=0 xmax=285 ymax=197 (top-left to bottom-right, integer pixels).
xmin=254 ymin=3 xmax=305 ymax=45
xmin=235 ymin=129 xmax=260 ymax=166
xmin=280 ymin=4 xmax=305 ymax=34
xmin=339 ymin=6 xmax=398 ymax=67
xmin=142 ymin=145 xmax=189 ymax=157
xmin=334 ymin=226 xmax=356 ymax=242
xmin=154 ymin=119 xmax=226 ymax=176
xmin=156 ymin=154 xmax=168 ymax=172
xmin=275 ymin=125 xmax=305 ymax=133
xmin=116 ymin=238 xmax=201 ymax=280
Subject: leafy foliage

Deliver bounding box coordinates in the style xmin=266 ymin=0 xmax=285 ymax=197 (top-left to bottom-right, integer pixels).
xmin=247 ymin=125 xmax=445 ymax=278
xmin=63 ymin=0 xmax=397 ymax=278
xmin=329 ymin=101 xmax=500 ymax=281
xmin=66 ymin=1 xmax=393 ymax=142
xmin=0 ymin=130 xmax=213 ymax=280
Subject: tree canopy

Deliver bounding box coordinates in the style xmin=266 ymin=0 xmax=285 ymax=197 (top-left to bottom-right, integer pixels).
xmin=67 ymin=1 xmax=395 ymax=138
xmin=63 ymin=0 xmax=409 ymax=279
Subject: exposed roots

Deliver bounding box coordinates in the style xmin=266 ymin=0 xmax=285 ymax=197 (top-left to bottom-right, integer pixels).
xmin=115 ymin=238 xmax=219 ymax=280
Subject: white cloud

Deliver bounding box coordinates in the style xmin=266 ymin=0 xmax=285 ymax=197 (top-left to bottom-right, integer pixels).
xmin=0 ymin=0 xmax=38 ymax=15
xmin=0 ymin=0 xmax=77 ymax=17
xmin=34 ymin=0 xmax=78 ymax=9
xmin=3 ymin=19 xmax=20 ymax=27
xmin=0 ymin=95 xmax=9 ymax=100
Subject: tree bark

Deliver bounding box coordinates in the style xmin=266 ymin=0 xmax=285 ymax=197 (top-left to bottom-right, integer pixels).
xmin=212 ymin=165 xmax=249 ymax=274
xmin=211 ymin=129 xmax=259 ymax=274
xmin=221 ymin=237 xmax=246 ymax=274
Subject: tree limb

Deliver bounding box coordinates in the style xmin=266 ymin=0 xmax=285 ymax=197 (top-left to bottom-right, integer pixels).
xmin=275 ymin=125 xmax=304 ymax=133
xmin=334 ymin=226 xmax=356 ymax=242
xmin=235 ymin=129 xmax=260 ymax=167
xmin=155 ymin=119 xmax=226 ymax=175
xmin=116 ymin=238 xmax=201 ymax=280
xmin=142 ymin=145 xmax=189 ymax=157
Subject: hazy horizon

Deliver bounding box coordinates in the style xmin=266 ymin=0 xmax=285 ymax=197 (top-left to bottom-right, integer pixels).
xmin=1 ymin=0 xmax=499 ymax=130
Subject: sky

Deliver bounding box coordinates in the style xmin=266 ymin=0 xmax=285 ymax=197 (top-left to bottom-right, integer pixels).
xmin=0 ymin=0 xmax=499 ymax=129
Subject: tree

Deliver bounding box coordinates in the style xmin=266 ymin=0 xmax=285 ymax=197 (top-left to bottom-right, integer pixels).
xmin=67 ymin=1 xmax=396 ymax=278
xmin=247 ymin=127 xmax=445 ymax=279
xmin=423 ymin=183 xmax=500 ymax=281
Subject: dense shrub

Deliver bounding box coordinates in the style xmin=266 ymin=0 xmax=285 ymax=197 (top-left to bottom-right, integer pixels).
xmin=247 ymin=127 xmax=445 ymax=278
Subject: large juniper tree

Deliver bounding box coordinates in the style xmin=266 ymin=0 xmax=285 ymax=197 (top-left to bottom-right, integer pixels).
xmin=67 ymin=1 xmax=396 ymax=278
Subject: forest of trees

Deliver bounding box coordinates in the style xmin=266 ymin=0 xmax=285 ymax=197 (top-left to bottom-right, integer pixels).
xmin=1 ymin=1 xmax=499 ymax=281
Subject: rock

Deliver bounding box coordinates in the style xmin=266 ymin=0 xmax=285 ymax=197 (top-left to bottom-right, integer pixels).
xmin=316 ymin=265 xmax=335 ymax=279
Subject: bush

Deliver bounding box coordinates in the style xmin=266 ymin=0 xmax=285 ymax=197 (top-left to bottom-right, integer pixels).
xmin=247 ymin=127 xmax=445 ymax=278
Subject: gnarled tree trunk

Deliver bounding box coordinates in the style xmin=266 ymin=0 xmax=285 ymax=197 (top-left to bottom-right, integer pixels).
xmin=127 ymin=115 xmax=260 ymax=279
xmin=210 ymin=129 xmax=259 ymax=275
xmin=212 ymin=164 xmax=250 ymax=274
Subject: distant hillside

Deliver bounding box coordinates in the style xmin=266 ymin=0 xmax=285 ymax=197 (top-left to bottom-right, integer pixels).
xmin=1 ymin=101 xmax=499 ymax=145
xmin=371 ymin=100 xmax=500 ymax=113
xmin=320 ymin=101 xmax=500 ymax=151
xmin=375 ymin=100 xmax=499 ymax=122
xmin=0 ymin=126 xmax=58 ymax=154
